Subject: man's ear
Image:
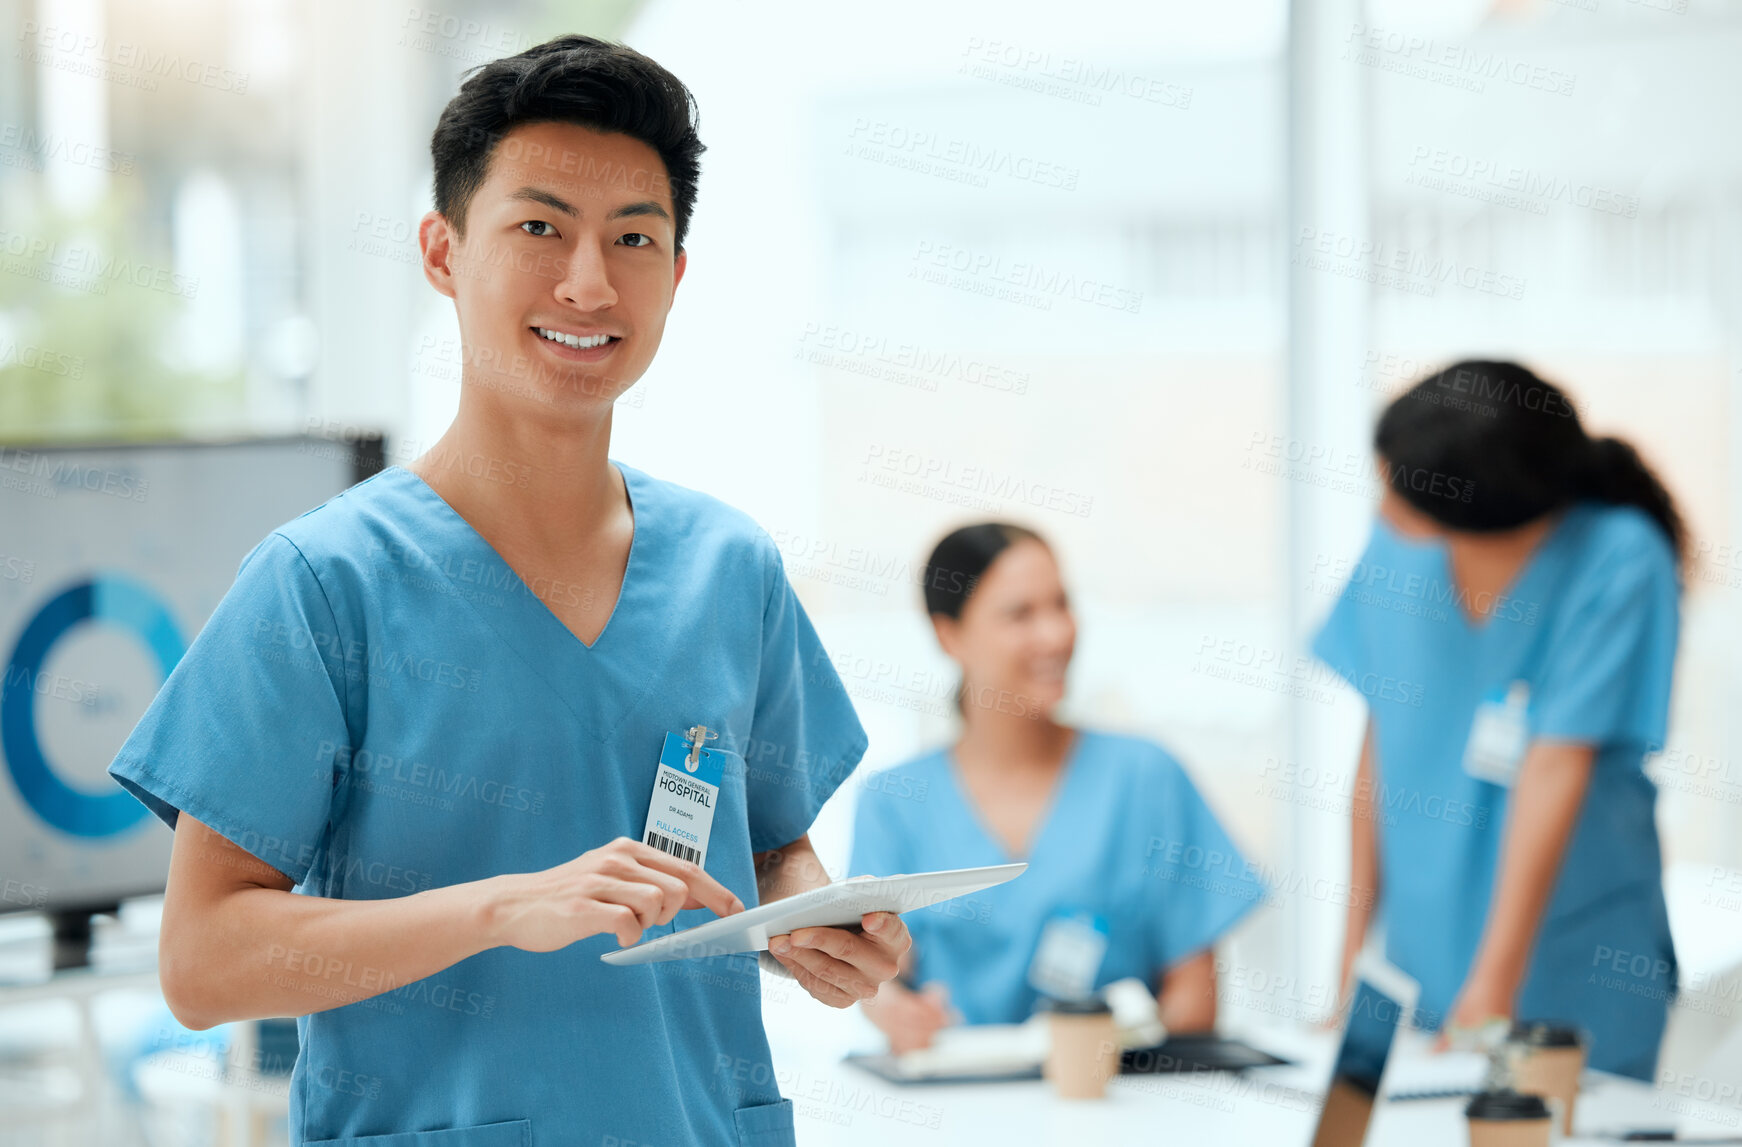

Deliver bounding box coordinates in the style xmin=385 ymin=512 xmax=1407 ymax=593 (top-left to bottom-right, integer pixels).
xmin=672 ymin=248 xmax=687 ymax=294
xmin=419 ymin=210 xmax=460 ymax=300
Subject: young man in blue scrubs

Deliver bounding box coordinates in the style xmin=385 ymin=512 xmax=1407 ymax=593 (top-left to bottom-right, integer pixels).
xmin=107 ymin=35 xmax=907 ymax=1147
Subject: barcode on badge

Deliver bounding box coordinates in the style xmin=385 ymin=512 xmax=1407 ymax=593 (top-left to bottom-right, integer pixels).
xmin=645 ymin=829 xmax=701 ymax=864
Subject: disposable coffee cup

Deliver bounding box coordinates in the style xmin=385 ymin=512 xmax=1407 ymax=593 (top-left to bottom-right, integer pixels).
xmin=1042 ymin=997 xmax=1120 ymax=1100
xmin=1465 ymin=1089 xmax=1553 ymax=1147
xmin=1507 ymin=1021 xmax=1586 ymax=1136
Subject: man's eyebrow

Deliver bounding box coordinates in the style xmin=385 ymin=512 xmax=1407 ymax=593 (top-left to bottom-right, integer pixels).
xmin=607 ymin=200 xmax=672 ymax=224
xmin=507 ymin=186 xmax=579 ymax=216
xmin=504 ymin=187 xmax=672 ymax=227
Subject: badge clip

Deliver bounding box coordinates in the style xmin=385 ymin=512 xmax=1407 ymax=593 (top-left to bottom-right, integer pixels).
xmin=685 ymin=725 xmax=717 ymax=772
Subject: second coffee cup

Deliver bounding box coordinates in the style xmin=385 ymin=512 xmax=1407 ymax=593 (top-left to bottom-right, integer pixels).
xmin=1507 ymin=1021 xmax=1587 ymax=1136
xmin=1465 ymin=1089 xmax=1554 ymax=1147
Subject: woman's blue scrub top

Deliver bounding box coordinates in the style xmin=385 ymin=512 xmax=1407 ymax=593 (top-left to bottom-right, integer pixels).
xmin=107 ymin=462 xmax=869 ymax=1147
xmin=848 ymin=729 xmax=1265 ymax=1025
xmin=1311 ymin=502 xmax=1679 ymax=1080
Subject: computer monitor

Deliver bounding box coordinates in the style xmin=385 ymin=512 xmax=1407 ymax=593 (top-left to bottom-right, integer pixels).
xmin=0 ymin=435 xmax=381 ymax=964
xmin=1309 ymin=953 xmax=1421 ymax=1147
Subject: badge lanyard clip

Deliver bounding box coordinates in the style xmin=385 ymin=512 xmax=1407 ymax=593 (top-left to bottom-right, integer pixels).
xmin=685 ymin=725 xmax=717 ymax=772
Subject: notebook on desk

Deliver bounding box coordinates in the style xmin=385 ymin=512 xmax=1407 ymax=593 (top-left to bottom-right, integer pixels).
xmin=843 ymin=1030 xmax=1293 ymax=1085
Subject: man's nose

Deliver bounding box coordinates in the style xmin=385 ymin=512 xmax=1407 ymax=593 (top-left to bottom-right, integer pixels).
xmin=554 ymin=241 xmax=618 ymax=311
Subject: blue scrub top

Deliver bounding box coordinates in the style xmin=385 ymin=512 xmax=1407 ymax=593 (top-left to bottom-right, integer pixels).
xmin=108 ymin=462 xmax=868 ymax=1147
xmin=1311 ymin=501 xmax=1680 ymax=1080
xmin=849 ymin=729 xmax=1265 ymax=1025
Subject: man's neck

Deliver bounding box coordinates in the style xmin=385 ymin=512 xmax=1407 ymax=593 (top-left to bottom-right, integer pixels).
xmin=409 ymin=390 xmax=625 ymax=558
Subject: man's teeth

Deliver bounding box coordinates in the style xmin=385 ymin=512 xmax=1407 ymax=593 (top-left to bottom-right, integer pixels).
xmin=535 ymin=328 xmax=614 ymax=349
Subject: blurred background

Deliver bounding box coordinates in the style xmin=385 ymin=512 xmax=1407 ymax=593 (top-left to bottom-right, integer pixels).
xmin=2 ymin=0 xmax=1740 ymax=1142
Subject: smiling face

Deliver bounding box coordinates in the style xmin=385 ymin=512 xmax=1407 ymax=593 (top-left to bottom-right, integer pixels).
xmin=933 ymin=538 xmax=1076 ymax=719
xmin=418 ymin=120 xmax=687 ymax=415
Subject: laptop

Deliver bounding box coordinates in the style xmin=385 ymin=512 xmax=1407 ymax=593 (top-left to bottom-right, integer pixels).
xmin=1308 ymin=953 xmax=1421 ymax=1147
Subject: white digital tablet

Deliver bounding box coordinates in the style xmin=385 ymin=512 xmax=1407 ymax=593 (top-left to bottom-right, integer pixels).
xmin=599 ymin=863 xmax=1028 ymax=966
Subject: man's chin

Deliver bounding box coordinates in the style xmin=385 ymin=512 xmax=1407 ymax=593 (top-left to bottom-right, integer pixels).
xmin=1020 ymin=684 xmax=1066 ymax=716
xmin=466 ymin=368 xmax=636 ymax=409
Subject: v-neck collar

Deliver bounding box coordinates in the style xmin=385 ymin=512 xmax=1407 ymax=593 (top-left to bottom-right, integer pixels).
xmin=391 ymin=460 xmax=640 ymax=652
xmin=380 ymin=461 xmax=672 ymax=746
xmin=1443 ymin=506 xmax=1575 ymax=633
xmin=941 ymin=728 xmax=1090 ymax=865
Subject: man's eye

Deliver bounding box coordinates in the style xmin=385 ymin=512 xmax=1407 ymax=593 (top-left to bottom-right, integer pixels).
xmin=619 ymin=232 xmax=652 ymax=248
xmin=520 ymin=221 xmax=556 ymax=237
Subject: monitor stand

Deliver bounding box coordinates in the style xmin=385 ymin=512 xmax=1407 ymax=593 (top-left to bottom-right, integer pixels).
xmin=49 ymin=904 xmax=119 ymax=971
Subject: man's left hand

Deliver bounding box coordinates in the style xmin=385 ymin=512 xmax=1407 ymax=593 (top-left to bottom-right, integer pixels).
xmin=768 ymin=912 xmax=910 ymax=1007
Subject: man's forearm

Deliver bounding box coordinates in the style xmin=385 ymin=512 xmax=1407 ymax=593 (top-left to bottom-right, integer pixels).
xmin=752 ymin=833 xmax=831 ymax=904
xmin=167 ymin=873 xmax=507 ymax=1031
xmin=751 ymin=834 xmax=833 ymax=981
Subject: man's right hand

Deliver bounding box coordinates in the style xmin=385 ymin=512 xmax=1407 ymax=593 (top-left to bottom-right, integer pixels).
xmin=861 ymin=980 xmax=953 ymax=1054
xmin=486 ymin=836 xmax=744 ymax=952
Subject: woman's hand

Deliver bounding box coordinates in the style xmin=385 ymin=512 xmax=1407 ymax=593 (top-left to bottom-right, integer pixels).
xmin=1435 ymin=970 xmax=1516 ymax=1052
xmin=767 ymin=911 xmax=912 ymax=1008
xmin=485 ymin=836 xmax=744 ymax=952
xmin=862 ymin=979 xmax=954 ymax=1053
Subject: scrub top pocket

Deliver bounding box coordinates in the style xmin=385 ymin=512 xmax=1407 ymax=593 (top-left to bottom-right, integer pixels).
xmin=302 ymin=1116 xmax=531 ymax=1147
xmin=732 ymin=1098 xmax=796 ymax=1147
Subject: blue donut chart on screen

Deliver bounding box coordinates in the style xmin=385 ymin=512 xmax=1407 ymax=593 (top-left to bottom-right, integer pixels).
xmin=1 ymin=576 xmax=185 ymax=839
xmin=0 ymin=437 xmax=377 ymax=913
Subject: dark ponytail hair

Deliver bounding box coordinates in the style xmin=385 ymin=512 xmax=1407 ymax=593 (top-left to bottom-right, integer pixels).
xmin=1374 ymin=360 xmax=1686 ymax=566
xmin=922 ymin=522 xmax=1048 ymax=716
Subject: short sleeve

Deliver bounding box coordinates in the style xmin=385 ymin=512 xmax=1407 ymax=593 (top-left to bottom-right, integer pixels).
xmin=1142 ymin=753 xmax=1266 ymax=970
xmin=848 ymin=778 xmax=912 ymax=878
xmin=742 ymin=540 xmax=869 ymax=852
xmin=107 ymin=532 xmax=352 ymax=886
xmin=1310 ymin=588 xmax=1366 ymax=693
xmin=1531 ymin=531 xmax=1679 ymax=751
xmin=1310 ymin=529 xmax=1381 ymax=692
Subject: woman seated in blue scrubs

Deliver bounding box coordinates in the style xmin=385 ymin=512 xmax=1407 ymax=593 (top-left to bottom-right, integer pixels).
xmin=851 ymin=523 xmax=1266 ymax=1052
xmin=1314 ymin=360 xmax=1685 ymax=1080
xmin=105 ymin=35 xmax=907 ymax=1147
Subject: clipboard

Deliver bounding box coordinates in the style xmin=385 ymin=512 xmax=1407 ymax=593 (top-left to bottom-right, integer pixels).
xmin=600 ymin=862 xmax=1027 ymax=965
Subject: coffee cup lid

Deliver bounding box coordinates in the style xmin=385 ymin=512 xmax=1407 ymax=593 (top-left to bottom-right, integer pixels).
xmin=1466 ymin=1089 xmax=1552 ymax=1122
xmin=1040 ymin=996 xmax=1112 ymax=1015
xmin=1508 ymin=1020 xmax=1585 ymax=1048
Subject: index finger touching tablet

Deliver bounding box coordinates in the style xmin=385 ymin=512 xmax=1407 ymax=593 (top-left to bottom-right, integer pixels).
xmin=628 ymin=840 xmax=744 ymax=916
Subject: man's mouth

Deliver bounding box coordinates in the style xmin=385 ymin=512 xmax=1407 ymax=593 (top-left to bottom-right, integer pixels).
xmin=533 ymin=327 xmax=620 ymax=350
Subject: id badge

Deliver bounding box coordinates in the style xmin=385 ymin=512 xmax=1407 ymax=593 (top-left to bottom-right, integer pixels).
xmin=1462 ymin=681 xmax=1531 ymax=788
xmin=1027 ymin=909 xmax=1109 ymax=1002
xmin=641 ymin=729 xmax=725 ymax=867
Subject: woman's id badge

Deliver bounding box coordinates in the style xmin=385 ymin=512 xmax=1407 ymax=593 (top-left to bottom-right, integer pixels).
xmin=642 ymin=727 xmax=724 ymax=866
xmin=1027 ymin=909 xmax=1109 ymax=1001
xmin=1462 ymin=681 xmax=1531 ymax=787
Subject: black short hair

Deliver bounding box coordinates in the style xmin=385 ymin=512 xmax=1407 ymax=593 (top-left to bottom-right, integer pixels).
xmin=429 ymin=34 xmax=705 ymax=253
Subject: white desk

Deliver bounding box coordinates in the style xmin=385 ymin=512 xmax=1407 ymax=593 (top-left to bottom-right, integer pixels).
xmin=766 ymin=1019 xmax=1684 ymax=1146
